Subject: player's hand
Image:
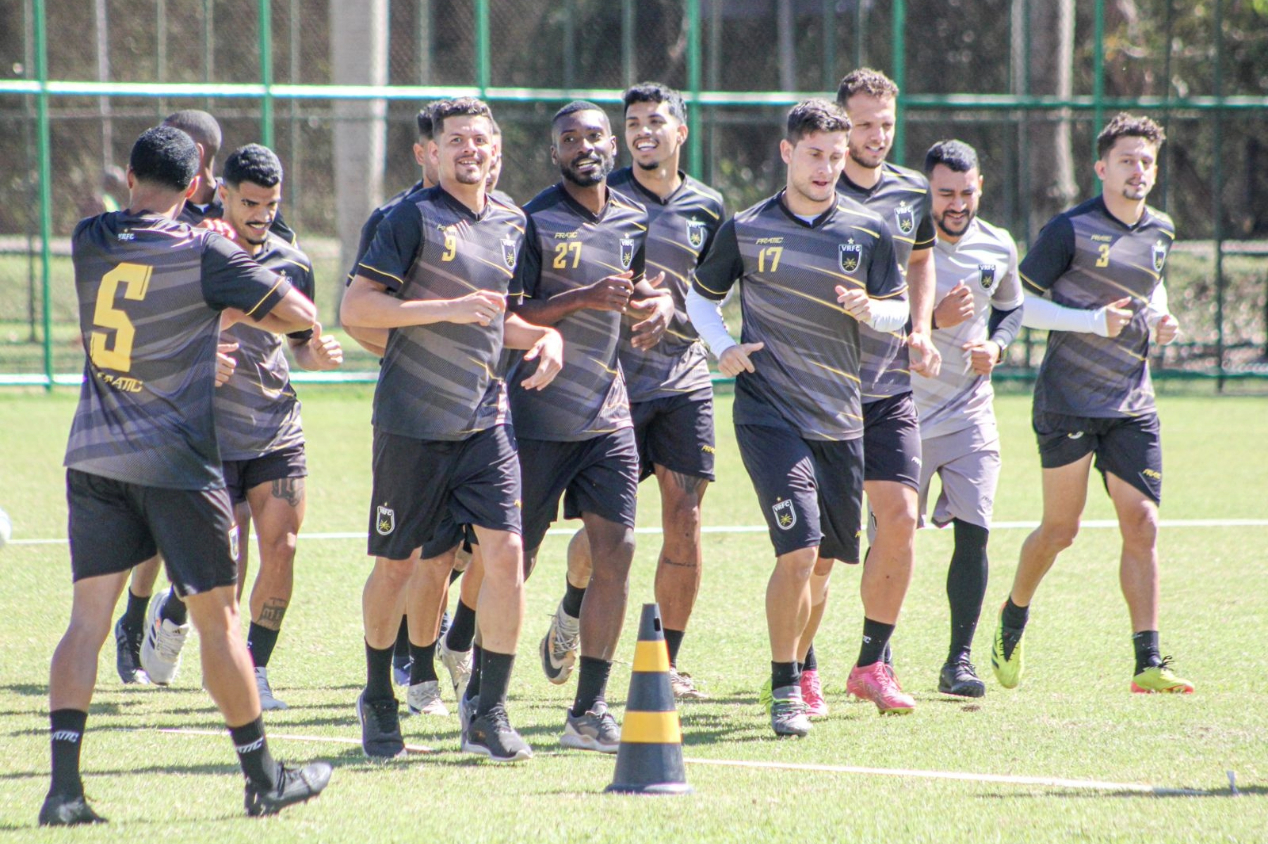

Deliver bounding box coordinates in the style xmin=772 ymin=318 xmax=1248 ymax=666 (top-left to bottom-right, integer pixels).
xmin=305 ymin=323 xmax=344 ymax=370
xmin=447 ymin=289 xmax=506 ymax=326
xmin=519 ymin=328 xmax=564 ymax=390
xmin=197 ymin=218 xmax=236 ymax=241
xmin=578 ymin=271 xmax=635 ymax=312
xmin=964 ymin=339 xmax=1002 ymax=376
xmin=835 ymin=285 xmax=872 ymax=323
xmin=934 ymin=281 xmax=974 ymax=329
xmin=628 ymin=278 xmax=673 ymax=350
xmin=1154 ymin=314 xmax=1180 ymax=345
xmin=1101 ymin=296 xmax=1134 ymax=338
xmin=908 ymin=331 xmax=942 ymax=378
xmin=718 ymin=342 xmax=764 ymax=377
xmin=215 ymin=341 xmax=238 ymax=387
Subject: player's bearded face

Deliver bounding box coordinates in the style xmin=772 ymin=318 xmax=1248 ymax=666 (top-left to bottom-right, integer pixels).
xmin=221 ymin=181 xmax=281 ymax=248
xmin=929 ymin=164 xmax=982 ymax=239
xmin=436 ymin=117 xmax=494 ymax=187
xmin=554 ymin=113 xmax=617 ymax=188
xmin=844 ymin=94 xmax=896 ymax=170
xmin=1098 ymin=136 xmax=1158 ymax=202
xmin=625 ymin=101 xmax=685 ymax=171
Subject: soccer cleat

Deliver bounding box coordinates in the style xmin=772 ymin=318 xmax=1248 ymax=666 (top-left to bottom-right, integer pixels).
xmin=406 ymin=680 xmax=450 ymax=716
xmin=846 ymin=662 xmax=916 ymax=715
xmin=938 ymin=658 xmax=986 ymax=698
xmin=392 ymin=655 xmax=412 ymax=688
xmin=254 ymin=666 xmax=288 ymax=711
xmin=770 ymin=684 xmax=811 ymax=737
xmin=244 ymin=761 xmax=332 ymax=816
xmin=539 ymin=601 xmax=581 ymax=685
xmin=457 ymin=691 xmax=475 ymax=733
xmin=800 ymin=668 xmax=829 ymax=717
xmin=1130 ymin=658 xmax=1195 ymax=694
xmin=38 ymin=793 xmax=106 ymax=826
xmin=462 ymin=706 xmax=533 ymax=762
xmin=758 ymin=677 xmax=773 ymax=714
xmin=438 ymin=638 xmax=472 ymax=698
xmin=140 ymin=588 xmax=189 ymax=686
xmin=560 ymin=702 xmax=621 ymax=754
xmin=990 ymin=604 xmax=1025 ymax=689
xmin=356 ymin=691 xmax=405 ymax=760
xmin=668 ymin=667 xmax=708 ymax=701
xmin=114 ymin=617 xmax=149 ymax=685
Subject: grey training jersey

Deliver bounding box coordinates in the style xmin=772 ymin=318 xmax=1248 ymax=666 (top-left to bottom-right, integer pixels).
xmin=358 ymin=187 xmax=530 ymax=441
xmin=607 ymin=168 xmax=724 ymax=402
xmin=692 ymin=191 xmax=905 ymax=441
xmin=65 ymin=211 xmax=293 ymax=489
xmin=216 ymin=233 xmax=317 ymax=460
xmin=1022 ymin=195 xmax=1174 ymax=418
xmin=837 ymin=162 xmax=936 ymax=401
xmin=913 ymin=218 xmax=1024 ymax=440
xmin=509 ymin=184 xmax=647 ymax=442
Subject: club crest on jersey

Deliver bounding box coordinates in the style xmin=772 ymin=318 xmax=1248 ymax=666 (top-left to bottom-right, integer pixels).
xmin=686 ymin=220 xmax=707 ymax=250
xmin=1152 ymin=241 xmax=1167 ymax=272
xmin=619 ymin=237 xmax=635 ymax=270
xmin=375 ymin=504 xmax=395 ymax=536
xmin=894 ymin=201 xmax=916 ymax=236
xmin=978 ymin=263 xmax=996 ymax=289
xmin=772 ymin=498 xmax=797 ymax=530
xmin=839 ymin=238 xmax=863 ymax=273
xmin=501 ymin=237 xmax=518 ymax=269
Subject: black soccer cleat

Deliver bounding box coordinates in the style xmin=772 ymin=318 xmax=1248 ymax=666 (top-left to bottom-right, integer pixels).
xmin=356 ymin=691 xmax=405 ymax=760
xmin=462 ymin=706 xmax=533 ymax=762
xmin=114 ymin=617 xmax=149 ymax=685
xmin=244 ymin=761 xmax=332 ymax=817
xmin=938 ymin=658 xmax=987 ymax=698
xmin=39 ymin=793 xmax=107 ymax=826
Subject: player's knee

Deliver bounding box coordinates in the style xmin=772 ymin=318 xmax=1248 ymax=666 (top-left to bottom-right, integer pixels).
xmin=872 ymin=492 xmax=918 ymax=533
xmin=1119 ymin=505 xmax=1159 ymax=550
xmin=777 ymin=547 xmax=818 ymax=580
xmin=375 ymin=557 xmax=416 ymax=589
xmin=1040 ymin=519 xmax=1080 ymax=551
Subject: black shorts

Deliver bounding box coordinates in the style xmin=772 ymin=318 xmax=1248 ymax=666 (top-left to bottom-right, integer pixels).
xmin=367 ymin=425 xmax=522 ymax=561
xmin=862 ymin=392 xmax=922 ymax=489
xmin=518 ymin=428 xmax=640 ymax=552
xmin=1033 ymin=410 xmax=1163 ymax=504
xmin=66 ymin=469 xmax=236 ymax=596
xmin=735 ymin=423 xmax=864 ymax=563
xmin=222 ymin=445 xmax=307 ymax=506
xmin=630 ymin=388 xmax=716 ymax=482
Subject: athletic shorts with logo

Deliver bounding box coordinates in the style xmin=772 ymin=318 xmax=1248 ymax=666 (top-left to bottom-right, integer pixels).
xmin=222 ymin=444 xmax=308 ymax=506
xmin=518 ymin=428 xmax=639 ymax=553
xmin=66 ymin=469 xmax=237 ymax=595
xmin=862 ymin=392 xmax=922 ymax=489
xmin=368 ymin=424 xmax=522 ymax=561
xmin=630 ymin=387 xmax=716 ymax=483
xmin=1033 ymin=410 xmax=1162 ymax=504
xmin=918 ymin=423 xmax=1001 ymax=531
xmin=735 ymin=422 xmax=864 ymax=563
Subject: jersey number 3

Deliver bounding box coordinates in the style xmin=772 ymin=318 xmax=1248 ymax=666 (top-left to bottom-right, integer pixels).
xmin=1095 ymin=244 xmax=1111 ymax=268
xmin=90 ymin=262 xmax=152 ymax=372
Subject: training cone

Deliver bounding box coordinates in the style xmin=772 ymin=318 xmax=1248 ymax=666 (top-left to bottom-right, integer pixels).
xmin=605 ymin=603 xmax=692 ymax=795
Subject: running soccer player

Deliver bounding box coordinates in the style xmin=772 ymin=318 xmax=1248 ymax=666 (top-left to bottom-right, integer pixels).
xmin=914 ymin=140 xmax=1023 ymax=697
xmin=508 ymin=100 xmax=673 ymax=753
xmin=342 ymin=97 xmax=564 ymax=762
xmin=992 ymin=113 xmax=1191 ymax=695
xmin=537 ymin=82 xmax=724 ymax=701
xmin=43 ymin=126 xmax=330 ymax=825
xmin=687 ymin=99 xmax=907 ymax=737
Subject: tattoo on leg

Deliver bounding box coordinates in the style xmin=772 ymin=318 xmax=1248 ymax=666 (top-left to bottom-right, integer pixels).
xmin=662 ymin=557 xmax=698 ymax=570
xmin=271 ymin=477 xmax=303 ymax=507
xmin=668 ymin=470 xmax=707 ymax=498
xmin=259 ymin=599 xmax=288 ymax=626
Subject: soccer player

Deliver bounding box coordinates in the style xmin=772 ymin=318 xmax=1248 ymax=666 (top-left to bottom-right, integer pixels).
xmin=992 ymin=113 xmax=1191 ymax=694
xmin=686 ymin=99 xmax=907 ymax=737
xmin=508 ymin=100 xmax=673 ymax=753
xmin=342 ymin=97 xmax=564 ymax=762
xmin=43 ymin=125 xmax=330 ymax=825
xmin=914 ymin=140 xmax=1023 ymax=697
xmin=537 ymin=82 xmax=725 ymax=701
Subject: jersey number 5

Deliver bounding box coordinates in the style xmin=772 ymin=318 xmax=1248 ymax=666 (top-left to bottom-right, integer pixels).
xmin=90 ymin=262 xmax=152 ymax=372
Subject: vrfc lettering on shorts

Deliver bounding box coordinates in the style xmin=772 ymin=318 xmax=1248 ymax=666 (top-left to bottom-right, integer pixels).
xmin=619 ymin=237 xmax=635 ymax=270
xmin=979 ymin=263 xmax=996 ymax=289
xmin=376 ymin=504 xmax=395 ymax=536
xmin=772 ymin=498 xmax=796 ymax=530
xmin=839 ymin=239 xmax=862 ymax=273
xmin=1152 ymin=241 xmax=1167 ymax=272
xmin=894 ymin=201 xmax=916 ymax=236
xmin=687 ymin=219 xmax=707 ymax=250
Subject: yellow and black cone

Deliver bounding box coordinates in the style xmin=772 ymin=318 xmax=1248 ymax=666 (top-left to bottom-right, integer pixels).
xmin=606 ymin=603 xmax=692 ymax=795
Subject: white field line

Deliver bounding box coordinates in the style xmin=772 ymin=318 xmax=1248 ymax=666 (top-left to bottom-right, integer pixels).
xmin=9 ymin=518 xmax=1268 ymax=546
xmin=144 ymin=726 xmax=433 ymax=754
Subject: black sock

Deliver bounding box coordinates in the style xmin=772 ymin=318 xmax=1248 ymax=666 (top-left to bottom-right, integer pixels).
xmin=122 ymin=589 xmax=149 ymax=632
xmin=464 ymin=644 xmax=483 ymax=701
xmin=1132 ymin=630 xmax=1162 ymax=674
xmin=1001 ymin=596 xmax=1029 ymax=632
xmin=561 ymin=579 xmax=586 ymax=619
xmin=475 ymin=650 xmax=515 ymax=718
xmin=857 ymin=618 xmax=895 ymax=668
xmin=392 ymin=616 xmax=410 ymax=664
xmin=802 ymin=644 xmax=818 ymax=672
xmin=446 ymin=600 xmax=477 ymax=653
xmin=947 ymin=519 xmax=990 ymax=662
xmin=409 ymin=641 xmax=438 ymax=685
xmin=771 ymin=660 xmax=799 ymax=690
xmin=364 ymin=640 xmax=395 ymax=701
xmin=246 ymin=623 xmax=280 ymax=669
xmin=571 ymin=656 xmax=612 ymax=717
xmin=664 ymin=628 xmax=685 ymax=666
xmin=159 ymin=590 xmax=187 ymax=626
xmin=49 ymin=709 xmax=87 ymax=798
xmin=229 ymin=716 xmax=278 ymax=789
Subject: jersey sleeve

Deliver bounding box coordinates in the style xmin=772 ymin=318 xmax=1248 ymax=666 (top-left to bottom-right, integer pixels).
xmin=357 ymin=202 xmax=424 ymax=295
xmin=913 ymin=192 xmax=937 ymax=251
xmin=346 ymin=207 xmax=385 ymax=286
xmin=515 ymin=216 xmax=542 ymax=304
xmin=631 ymin=233 xmax=647 ymax=283
xmin=992 ymin=232 xmax=1025 ymax=310
xmin=200 ymin=234 xmax=294 ymax=319
xmin=690 ymin=218 xmax=743 ymax=302
xmin=1019 ymin=215 xmax=1075 ymax=293
xmin=867 ymin=218 xmax=906 ymax=299
xmin=285 ymin=255 xmax=317 ymax=342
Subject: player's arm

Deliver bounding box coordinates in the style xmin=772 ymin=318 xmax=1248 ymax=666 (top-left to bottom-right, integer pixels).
xmin=204 ymin=236 xmax=316 ymax=334
xmin=968 ymin=235 xmax=1025 ymax=370
xmin=289 ymin=322 xmax=344 ymax=371
xmin=624 ymin=241 xmax=674 ymax=349
xmin=1017 ymin=215 xmax=1128 ymax=337
xmin=685 ymin=220 xmax=761 ymax=375
xmin=836 ymin=220 xmax=909 ymax=333
xmin=503 ymin=313 xmax=563 ymax=390
xmin=1143 ymin=282 xmax=1180 ymax=344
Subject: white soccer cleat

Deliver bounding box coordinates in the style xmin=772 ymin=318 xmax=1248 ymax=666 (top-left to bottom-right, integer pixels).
xmin=139 ymin=588 xmax=189 ymax=686
xmin=406 ymin=680 xmax=450 ymax=716
xmin=255 ymin=666 xmax=289 ymax=711
xmin=438 ymin=638 xmax=472 ymax=699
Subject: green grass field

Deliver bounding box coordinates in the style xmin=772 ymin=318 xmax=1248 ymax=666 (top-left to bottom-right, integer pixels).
xmin=1 ymin=388 xmax=1265 ymax=842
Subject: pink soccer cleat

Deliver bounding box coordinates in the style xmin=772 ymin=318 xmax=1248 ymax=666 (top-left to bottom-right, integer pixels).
xmin=799 ymin=669 xmax=829 ymax=717
xmin=846 ymin=661 xmax=915 ymax=715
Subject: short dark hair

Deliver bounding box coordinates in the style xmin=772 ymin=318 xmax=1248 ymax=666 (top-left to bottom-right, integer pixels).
xmin=431 ymin=97 xmax=493 ymax=136
xmin=161 ymin=109 xmax=222 ymax=159
xmin=222 ymin=143 xmax=283 ymax=189
xmin=129 ymin=126 xmax=200 ymax=191
xmin=924 ymin=139 xmax=979 ymax=176
xmin=416 ymin=103 xmax=439 ymax=141
xmin=836 ymin=68 xmax=899 ymax=106
xmin=622 ymin=82 xmax=686 ymax=123
xmin=1096 ymin=112 xmax=1166 ymax=159
xmin=553 ymin=100 xmax=606 ymax=127
xmin=786 ymin=99 xmax=851 ymax=144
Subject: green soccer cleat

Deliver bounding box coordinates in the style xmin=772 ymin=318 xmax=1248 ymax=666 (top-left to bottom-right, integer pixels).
xmin=1131 ymin=659 xmax=1195 ymax=694
xmin=990 ymin=604 xmax=1025 ymax=689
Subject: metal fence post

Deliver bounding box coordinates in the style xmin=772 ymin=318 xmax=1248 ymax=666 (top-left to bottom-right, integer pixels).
xmin=475 ymin=0 xmax=490 ymax=97
xmin=34 ymin=0 xmax=53 ymax=390
xmin=259 ymin=0 xmax=273 ymax=148
xmin=1213 ymin=0 xmax=1226 ymax=391
xmin=891 ymin=0 xmax=906 ymax=166
xmin=686 ymin=0 xmax=702 ymax=178
xmin=1093 ymin=0 xmax=1104 ymax=153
